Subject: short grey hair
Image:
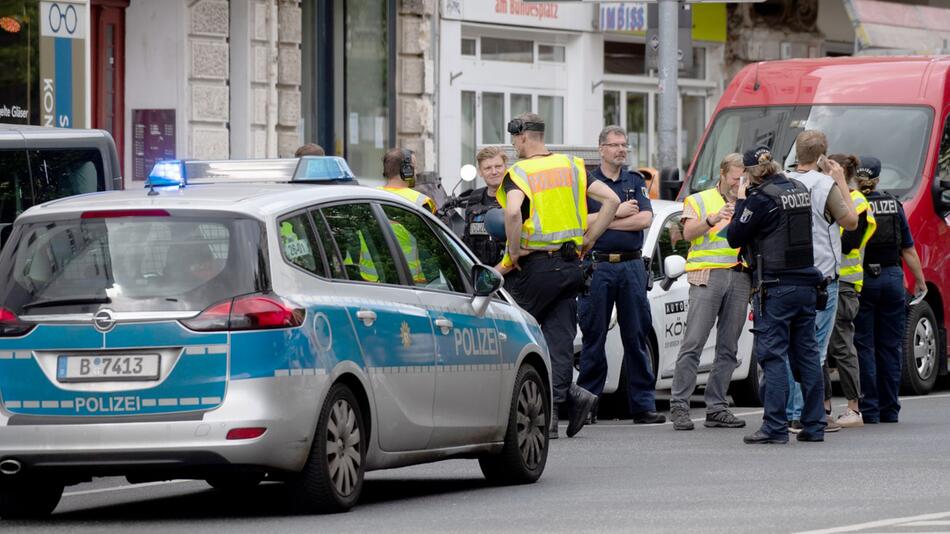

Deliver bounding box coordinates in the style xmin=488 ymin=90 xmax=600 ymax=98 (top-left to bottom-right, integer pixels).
xmin=598 ymin=125 xmax=627 ymax=146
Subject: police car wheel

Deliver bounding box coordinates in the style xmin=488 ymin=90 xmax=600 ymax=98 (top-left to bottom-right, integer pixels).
xmin=900 ymin=301 xmax=939 ymax=395
xmin=478 ymin=364 xmax=549 ymax=485
xmin=0 ymin=478 xmax=64 ymax=519
xmin=290 ymin=383 xmax=364 ymax=514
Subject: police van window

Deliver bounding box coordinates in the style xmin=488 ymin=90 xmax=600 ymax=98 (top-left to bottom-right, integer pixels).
xmin=938 ymin=114 xmax=950 ymax=182
xmin=310 ymin=209 xmax=347 ymax=280
xmin=320 ymin=203 xmax=400 ymax=285
xmin=381 ymin=205 xmax=467 ymax=293
xmin=652 ymin=213 xmax=690 ymax=279
xmin=0 ymin=149 xmax=31 ymax=244
xmin=0 ymin=215 xmax=267 ymax=316
xmin=278 ymin=213 xmax=327 ymax=278
xmin=26 ymin=149 xmax=106 ymax=207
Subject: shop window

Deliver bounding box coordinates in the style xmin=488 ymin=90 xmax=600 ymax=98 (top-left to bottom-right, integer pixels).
xmin=681 ymin=95 xmax=706 ymax=171
xmin=679 ymin=47 xmax=706 ymax=79
xmin=604 ymin=90 xmax=621 ymax=127
xmin=538 ymin=44 xmax=565 ymax=63
xmin=461 ymin=37 xmax=476 ymax=56
xmin=481 ymin=37 xmax=533 ymax=63
xmin=604 ymin=41 xmax=645 ymax=75
xmin=482 ymin=92 xmax=505 ymax=144
xmin=626 ymin=93 xmax=648 ymax=168
xmin=461 ymin=91 xmax=476 ymax=166
xmin=539 ymin=96 xmax=564 ymax=144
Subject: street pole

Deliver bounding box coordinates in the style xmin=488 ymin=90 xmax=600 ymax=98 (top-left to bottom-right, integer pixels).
xmin=657 ymin=0 xmax=678 ymax=174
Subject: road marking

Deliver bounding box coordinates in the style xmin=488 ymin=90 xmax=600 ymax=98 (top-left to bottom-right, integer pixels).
xmin=62 ymin=479 xmax=193 ymax=497
xmin=796 ymin=510 xmax=950 ymax=533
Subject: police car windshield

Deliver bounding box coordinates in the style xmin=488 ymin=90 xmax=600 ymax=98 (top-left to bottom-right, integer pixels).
xmin=0 ymin=215 xmax=268 ymax=316
xmin=687 ymin=105 xmax=933 ymax=200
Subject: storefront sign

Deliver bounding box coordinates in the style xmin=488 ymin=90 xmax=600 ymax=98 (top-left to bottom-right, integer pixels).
xmin=38 ymin=1 xmax=87 ymax=128
xmin=599 ymin=2 xmax=726 ymax=43
xmin=600 ymin=3 xmax=647 ymax=34
xmin=442 ymin=0 xmax=594 ymax=32
xmin=132 ymin=109 xmax=176 ymax=182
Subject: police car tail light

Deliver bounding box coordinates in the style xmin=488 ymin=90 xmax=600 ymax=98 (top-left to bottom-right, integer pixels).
xmin=0 ymin=308 xmax=34 ymax=337
xmin=180 ymin=294 xmax=305 ymax=332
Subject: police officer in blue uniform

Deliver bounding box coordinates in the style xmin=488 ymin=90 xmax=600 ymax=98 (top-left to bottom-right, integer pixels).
xmin=853 ymin=156 xmax=927 ymax=424
xmin=462 ymin=147 xmax=507 ymax=266
xmin=577 ymin=126 xmax=664 ymax=425
xmin=726 ymin=146 xmax=825 ymax=444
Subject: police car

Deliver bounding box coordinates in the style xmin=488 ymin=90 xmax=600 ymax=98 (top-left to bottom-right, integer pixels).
xmin=574 ymin=199 xmax=760 ymax=412
xmin=0 ymin=157 xmax=552 ymax=518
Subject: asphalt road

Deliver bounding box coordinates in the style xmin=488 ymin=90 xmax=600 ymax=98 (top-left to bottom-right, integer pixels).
xmin=5 ymin=390 xmax=950 ymax=534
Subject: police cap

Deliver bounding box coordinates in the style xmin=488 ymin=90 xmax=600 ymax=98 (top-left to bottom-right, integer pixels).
xmin=856 ymin=156 xmax=881 ymax=179
xmin=742 ymin=145 xmax=773 ymax=167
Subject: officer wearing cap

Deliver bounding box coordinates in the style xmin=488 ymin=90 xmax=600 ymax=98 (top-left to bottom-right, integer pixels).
xmin=379 ymin=148 xmax=437 ymax=214
xmin=577 ymin=125 xmax=664 ymax=425
xmin=726 ymin=146 xmax=825 ymax=445
xmin=853 ymin=156 xmax=926 ymax=424
xmin=497 ymin=112 xmax=621 ymax=439
xmin=462 ymin=146 xmax=507 ymax=266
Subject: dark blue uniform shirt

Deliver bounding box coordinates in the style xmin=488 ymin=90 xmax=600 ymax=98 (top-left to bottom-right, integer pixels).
xmin=865 ymin=190 xmax=914 ymax=248
xmin=587 ymin=167 xmax=652 ymax=252
xmin=726 ymin=174 xmax=822 ymax=286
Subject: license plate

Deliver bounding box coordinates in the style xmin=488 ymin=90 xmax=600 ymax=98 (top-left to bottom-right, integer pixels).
xmin=469 ymin=222 xmax=488 ymax=236
xmin=57 ymin=354 xmax=161 ymax=382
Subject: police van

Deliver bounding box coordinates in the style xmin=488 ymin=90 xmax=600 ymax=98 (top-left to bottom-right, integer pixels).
xmin=574 ymin=199 xmax=760 ymax=411
xmin=0 ymin=157 xmax=552 ymax=518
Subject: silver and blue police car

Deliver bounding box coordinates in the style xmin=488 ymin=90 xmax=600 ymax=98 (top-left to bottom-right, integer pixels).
xmin=0 ymin=157 xmax=552 ymax=518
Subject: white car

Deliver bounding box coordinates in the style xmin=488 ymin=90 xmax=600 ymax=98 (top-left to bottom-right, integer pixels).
xmin=574 ymin=199 xmax=761 ymax=411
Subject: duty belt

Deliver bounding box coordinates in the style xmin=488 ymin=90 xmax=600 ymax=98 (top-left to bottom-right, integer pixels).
xmin=866 ymin=262 xmax=899 ymax=276
xmin=589 ymin=250 xmax=642 ymax=263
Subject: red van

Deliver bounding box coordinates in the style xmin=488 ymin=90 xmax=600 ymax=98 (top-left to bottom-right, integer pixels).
xmin=681 ymin=56 xmax=950 ymax=395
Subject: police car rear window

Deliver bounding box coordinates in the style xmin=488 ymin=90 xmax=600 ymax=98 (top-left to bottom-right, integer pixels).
xmin=0 ymin=215 xmax=268 ymax=316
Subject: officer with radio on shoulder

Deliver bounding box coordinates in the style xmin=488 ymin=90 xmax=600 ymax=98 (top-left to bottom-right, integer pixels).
xmin=853 ymin=156 xmax=926 ymax=425
xmin=497 ymin=112 xmax=621 ymax=440
xmin=577 ymin=125 xmax=665 ymax=426
xmin=726 ymin=146 xmax=825 ymax=445
xmin=462 ymin=146 xmax=507 ymax=266
xmin=378 ymin=148 xmax=437 ymax=214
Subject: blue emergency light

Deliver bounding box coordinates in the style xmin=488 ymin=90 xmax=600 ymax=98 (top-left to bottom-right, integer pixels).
xmin=292 ymin=156 xmax=356 ymax=183
xmin=146 ymin=160 xmax=186 ymax=188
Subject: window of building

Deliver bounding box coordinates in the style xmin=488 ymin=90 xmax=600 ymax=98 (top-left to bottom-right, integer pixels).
xmin=461 ymin=91 xmax=477 ymax=167
xmin=604 ymin=90 xmax=621 ymax=127
xmin=482 ymin=92 xmax=506 ymax=145
xmin=461 ymin=37 xmax=476 ymax=56
xmin=538 ymin=95 xmax=564 ymax=144
xmin=538 ymin=44 xmax=565 ymax=63
xmin=681 ymin=94 xmax=706 ymax=171
xmin=604 ymin=41 xmax=645 ymax=75
xmin=481 ymin=37 xmax=533 ymax=63
xmin=626 ymin=92 xmax=648 ymax=168
xmin=510 ymin=93 xmax=532 ymax=119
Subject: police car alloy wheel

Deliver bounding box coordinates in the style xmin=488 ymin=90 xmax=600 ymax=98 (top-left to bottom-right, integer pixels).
xmin=478 ymin=364 xmax=549 ymax=485
xmin=901 ymin=301 xmax=939 ymax=395
xmin=0 ymin=478 xmax=64 ymax=519
xmin=290 ymin=383 xmax=365 ymax=514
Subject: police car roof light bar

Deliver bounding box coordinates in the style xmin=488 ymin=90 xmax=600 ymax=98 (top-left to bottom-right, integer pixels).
xmin=292 ymin=156 xmax=357 ymax=183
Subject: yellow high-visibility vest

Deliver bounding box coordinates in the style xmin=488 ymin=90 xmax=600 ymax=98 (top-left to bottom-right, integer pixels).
xmin=341 ymin=224 xmax=424 ymax=284
xmin=379 ymin=186 xmax=437 ymax=214
xmin=342 ymin=232 xmax=380 ymax=282
xmin=496 ymin=154 xmax=587 ymax=266
xmin=683 ymin=187 xmax=742 ymax=272
xmin=840 ymin=190 xmax=877 ymax=291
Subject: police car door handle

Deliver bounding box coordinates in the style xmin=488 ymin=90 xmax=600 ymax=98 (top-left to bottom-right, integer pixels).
xmin=498 ymin=332 xmax=508 ymax=342
xmin=356 ymin=309 xmax=377 ymax=326
xmin=434 ymin=317 xmax=453 ymax=335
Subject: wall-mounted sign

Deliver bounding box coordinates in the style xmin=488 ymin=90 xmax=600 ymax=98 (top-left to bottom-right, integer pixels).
xmin=38 ymin=1 xmax=86 ymax=128
xmin=132 ymin=109 xmax=176 ymax=182
xmin=442 ymin=0 xmax=595 ymax=32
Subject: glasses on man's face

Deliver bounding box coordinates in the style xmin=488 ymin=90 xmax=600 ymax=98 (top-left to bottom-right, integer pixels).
xmin=601 ymin=143 xmax=629 ymax=150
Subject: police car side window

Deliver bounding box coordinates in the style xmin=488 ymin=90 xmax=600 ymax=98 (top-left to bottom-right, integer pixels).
xmin=277 ymin=212 xmax=327 ymax=278
xmin=381 ymin=205 xmax=467 ymax=294
xmin=652 ymin=213 xmax=690 ymax=279
xmin=310 ymin=209 xmax=348 ymax=279
xmin=320 ymin=203 xmax=400 ymax=285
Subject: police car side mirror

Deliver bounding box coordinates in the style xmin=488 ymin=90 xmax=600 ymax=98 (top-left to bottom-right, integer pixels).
xmin=660 ymin=255 xmax=687 ymax=291
xmin=471 ymin=264 xmax=503 ymax=317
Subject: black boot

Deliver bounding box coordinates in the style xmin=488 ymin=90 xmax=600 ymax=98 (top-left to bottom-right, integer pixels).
xmin=567 ymin=384 xmax=597 ymax=437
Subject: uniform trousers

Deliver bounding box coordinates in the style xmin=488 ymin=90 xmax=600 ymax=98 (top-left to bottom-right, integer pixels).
xmin=504 ymin=253 xmax=585 ymax=405
xmin=854 ymin=266 xmax=905 ymax=422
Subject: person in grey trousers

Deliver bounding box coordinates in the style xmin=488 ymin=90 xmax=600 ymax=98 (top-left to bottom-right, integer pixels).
xmin=669 ymin=153 xmax=751 ymax=430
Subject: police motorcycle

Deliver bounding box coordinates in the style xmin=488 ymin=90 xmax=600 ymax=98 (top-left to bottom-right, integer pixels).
xmin=413 ymin=165 xmax=478 ymax=239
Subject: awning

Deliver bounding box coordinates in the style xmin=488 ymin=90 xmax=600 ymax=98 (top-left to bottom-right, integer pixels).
xmin=843 ymin=0 xmax=950 ymax=54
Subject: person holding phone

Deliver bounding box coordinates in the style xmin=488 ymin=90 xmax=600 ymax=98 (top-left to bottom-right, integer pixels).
xmin=853 ymin=156 xmax=926 ymax=424
xmin=669 ymin=153 xmax=751 ymax=431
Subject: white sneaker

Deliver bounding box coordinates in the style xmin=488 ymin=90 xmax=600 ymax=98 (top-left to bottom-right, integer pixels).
xmin=836 ymin=409 xmax=864 ymax=428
